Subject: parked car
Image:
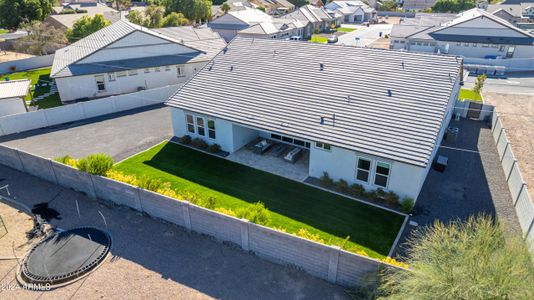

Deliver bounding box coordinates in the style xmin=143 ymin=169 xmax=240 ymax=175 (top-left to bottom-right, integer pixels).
xmin=327 ymin=35 xmax=338 ymax=44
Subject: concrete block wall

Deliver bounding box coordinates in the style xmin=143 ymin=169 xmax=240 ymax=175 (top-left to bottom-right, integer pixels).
xmin=0 ymin=144 xmax=390 ymax=288
xmin=0 ymin=54 xmax=54 ymax=74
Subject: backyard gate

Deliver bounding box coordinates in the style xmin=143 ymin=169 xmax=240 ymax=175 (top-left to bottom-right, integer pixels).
xmin=467 ymin=101 xmax=482 ymax=119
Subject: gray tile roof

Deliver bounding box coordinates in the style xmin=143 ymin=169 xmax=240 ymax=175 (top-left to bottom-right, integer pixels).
xmin=166 ymin=37 xmax=462 ymax=167
xmin=51 ymin=21 xmax=226 ymax=78
xmin=0 ymin=79 xmax=31 ymax=100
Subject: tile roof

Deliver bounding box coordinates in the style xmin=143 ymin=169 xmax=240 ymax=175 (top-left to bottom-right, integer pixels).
xmin=166 ymin=37 xmax=462 ymax=167
xmin=0 ymin=79 xmax=31 ymax=100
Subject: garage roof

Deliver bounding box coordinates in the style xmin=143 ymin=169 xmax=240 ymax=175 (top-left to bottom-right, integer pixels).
xmin=0 ymin=79 xmax=31 ymax=100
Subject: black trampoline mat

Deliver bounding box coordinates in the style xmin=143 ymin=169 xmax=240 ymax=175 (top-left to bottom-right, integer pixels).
xmin=21 ymin=227 xmax=111 ymax=285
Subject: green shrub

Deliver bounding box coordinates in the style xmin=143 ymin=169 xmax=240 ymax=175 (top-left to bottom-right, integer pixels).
xmin=349 ymin=183 xmax=365 ymax=197
xmin=335 ymin=179 xmax=349 ymax=193
xmin=179 ymin=135 xmax=191 ymax=144
xmin=320 ymin=172 xmax=334 ymax=188
xmin=54 ymin=155 xmax=77 ymax=167
xmin=191 ymin=138 xmax=208 ymax=149
xmin=59 ymin=8 xmax=76 ymax=14
xmin=236 ymin=202 xmax=271 ymax=226
xmin=138 ymin=177 xmax=166 ymax=192
xmin=76 ymin=153 xmax=114 ymax=175
xmin=384 ymin=191 xmax=400 ymax=205
xmin=401 ymin=197 xmax=415 ymax=213
xmin=375 ymin=188 xmax=387 ymax=199
xmin=207 ymin=143 xmax=221 ymax=154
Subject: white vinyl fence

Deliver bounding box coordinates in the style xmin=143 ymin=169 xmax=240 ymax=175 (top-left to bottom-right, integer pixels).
xmin=0 ymin=144 xmax=399 ymax=289
xmin=491 ymin=111 xmax=534 ymax=251
xmin=0 ymin=84 xmax=181 ymax=136
xmin=0 ymin=54 xmax=54 ymax=74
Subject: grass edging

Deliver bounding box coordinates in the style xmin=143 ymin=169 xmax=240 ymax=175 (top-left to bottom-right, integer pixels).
xmin=387 ymin=215 xmax=410 ymax=257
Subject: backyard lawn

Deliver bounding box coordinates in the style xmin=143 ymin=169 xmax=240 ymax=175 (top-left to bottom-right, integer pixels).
xmin=0 ymin=67 xmax=62 ymax=109
xmin=337 ymin=27 xmax=356 ymax=33
xmin=0 ymin=29 xmax=8 ymax=35
xmin=310 ymin=35 xmax=328 ymax=43
xmin=459 ymin=88 xmax=482 ymax=102
xmin=115 ymin=142 xmax=405 ymax=258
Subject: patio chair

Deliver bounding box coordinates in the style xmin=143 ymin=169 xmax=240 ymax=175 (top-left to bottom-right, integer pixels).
xmin=254 ymin=139 xmax=271 ymax=154
xmin=284 ymin=147 xmax=302 ymax=163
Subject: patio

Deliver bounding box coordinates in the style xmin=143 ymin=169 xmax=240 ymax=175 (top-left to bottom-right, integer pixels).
xmin=227 ymin=139 xmax=310 ymax=182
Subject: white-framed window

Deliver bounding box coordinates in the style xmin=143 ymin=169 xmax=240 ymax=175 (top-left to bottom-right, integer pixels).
xmin=177 ymin=65 xmax=185 ymax=77
xmin=108 ymin=73 xmax=116 ymax=82
xmin=95 ymin=75 xmax=105 ymax=92
xmin=491 ymin=44 xmax=499 ymax=48
xmin=155 ymin=67 xmax=161 ymax=72
xmin=196 ymin=116 xmax=205 ymax=136
xmin=374 ymin=161 xmax=391 ymax=188
xmin=128 ymin=69 xmax=138 ymax=76
xmin=315 ymin=142 xmax=331 ymax=151
xmin=499 ymin=45 xmax=506 ymax=52
xmin=144 ymin=68 xmax=150 ymax=73
xmin=165 ymin=65 xmax=171 ymax=71
xmin=356 ymin=158 xmax=371 ymax=183
xmin=207 ymin=119 xmax=216 ymax=139
xmin=186 ymin=114 xmax=195 ymax=134
xmin=117 ymin=71 xmax=127 ymax=77
xmin=506 ymin=46 xmax=515 ymax=58
xmin=271 ymin=133 xmax=310 ymax=148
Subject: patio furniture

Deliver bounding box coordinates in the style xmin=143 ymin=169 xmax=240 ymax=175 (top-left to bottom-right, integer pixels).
xmin=432 ymin=155 xmax=448 ymax=172
xmin=254 ymin=139 xmax=271 ymax=154
xmin=284 ymin=147 xmax=302 ymax=163
xmin=270 ymin=143 xmax=287 ymax=157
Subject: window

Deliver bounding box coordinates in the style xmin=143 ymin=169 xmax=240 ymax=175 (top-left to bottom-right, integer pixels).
xmin=499 ymin=45 xmax=506 ymax=52
xmin=117 ymin=71 xmax=127 ymax=77
xmin=144 ymin=68 xmax=150 ymax=73
xmin=464 ymin=42 xmax=469 ymax=47
xmin=108 ymin=73 xmax=116 ymax=82
xmin=155 ymin=67 xmax=161 ymax=72
xmin=95 ymin=75 xmax=105 ymax=91
xmin=177 ymin=66 xmax=185 ymax=77
xmin=506 ymin=46 xmax=515 ymax=58
xmin=356 ymin=158 xmax=371 ymax=183
xmin=491 ymin=44 xmax=498 ymax=48
xmin=315 ymin=142 xmax=331 ymax=151
xmin=165 ymin=65 xmax=171 ymax=71
xmin=208 ymin=119 xmax=216 ymax=139
xmin=482 ymin=44 xmax=489 ymax=48
xmin=128 ymin=69 xmax=138 ymax=76
xmin=186 ymin=114 xmax=195 ymax=133
xmin=271 ymin=134 xmax=281 ymax=140
xmin=196 ymin=117 xmax=205 ymax=136
xmin=282 ymin=136 xmax=293 ymax=143
xmin=374 ymin=162 xmax=391 ymax=188
xmin=294 ymin=139 xmax=305 ymax=147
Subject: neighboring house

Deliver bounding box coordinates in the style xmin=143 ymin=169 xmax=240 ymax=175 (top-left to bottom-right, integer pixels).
xmin=44 ymin=3 xmax=119 ymax=31
xmin=208 ymin=9 xmax=273 ymax=41
xmin=402 ymin=0 xmax=437 ymax=11
xmin=390 ymin=8 xmax=534 ymax=60
xmin=324 ymin=1 xmax=377 ymax=23
xmin=0 ymin=79 xmax=30 ymax=117
xmin=50 ymin=20 xmax=226 ymax=103
xmin=165 ymin=37 xmax=462 ymax=200
xmin=280 ymin=5 xmax=337 ymax=37
xmin=237 ymin=19 xmax=307 ymax=39
xmin=484 ymin=2 xmax=534 ymax=29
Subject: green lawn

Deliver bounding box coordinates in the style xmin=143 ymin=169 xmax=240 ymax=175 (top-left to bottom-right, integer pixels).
xmin=0 ymin=29 xmax=8 ymax=35
xmin=0 ymin=68 xmax=62 ymax=109
xmin=310 ymin=35 xmax=328 ymax=43
xmin=337 ymin=27 xmax=356 ymax=33
xmin=115 ymin=142 xmax=405 ymax=258
xmin=459 ymin=88 xmax=482 ymax=102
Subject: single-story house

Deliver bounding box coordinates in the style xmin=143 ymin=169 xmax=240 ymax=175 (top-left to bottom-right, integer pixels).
xmin=165 ymin=37 xmax=462 ymax=200
xmin=484 ymin=2 xmax=534 ymax=29
xmin=237 ymin=19 xmax=306 ymax=39
xmin=208 ymin=8 xmax=274 ymax=41
xmin=390 ymin=8 xmax=534 ymax=60
xmin=44 ymin=3 xmax=119 ymax=31
xmin=0 ymin=79 xmax=30 ymax=117
xmin=402 ymin=0 xmax=438 ymax=11
xmin=279 ymin=5 xmax=337 ymax=37
xmin=51 ymin=20 xmax=226 ymax=103
xmin=324 ymin=1 xmax=377 ymax=23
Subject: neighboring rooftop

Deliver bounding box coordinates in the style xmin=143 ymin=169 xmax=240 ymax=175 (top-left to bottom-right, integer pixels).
xmin=47 ymin=3 xmax=118 ymax=29
xmin=0 ymin=79 xmax=31 ymax=100
xmin=166 ymin=37 xmax=462 ymax=167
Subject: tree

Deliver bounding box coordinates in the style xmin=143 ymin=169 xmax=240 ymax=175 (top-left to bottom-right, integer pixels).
xmin=378 ymin=0 xmax=397 ymax=11
xmin=127 ymin=10 xmax=145 ymax=26
xmin=378 ymin=215 xmax=534 ymax=300
xmin=165 ymin=0 xmax=212 ymax=23
xmin=66 ymin=14 xmax=111 ymax=43
xmin=287 ymin=0 xmax=308 ymax=7
xmin=14 ymin=21 xmax=66 ymax=55
xmin=162 ymin=12 xmax=189 ymax=27
xmin=221 ymin=2 xmax=231 ymax=14
xmin=144 ymin=5 xmax=165 ymax=28
xmin=473 ymin=74 xmax=487 ymax=93
xmin=431 ymin=0 xmax=476 ymax=13
xmin=0 ymin=0 xmax=54 ymax=30
xmin=114 ymin=0 xmax=131 ymax=10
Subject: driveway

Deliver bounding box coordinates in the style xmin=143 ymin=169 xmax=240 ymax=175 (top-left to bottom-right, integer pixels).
xmin=0 ymin=165 xmax=351 ymax=299
xmin=464 ymin=72 xmax=534 ymax=94
xmin=336 ymin=24 xmax=393 ymax=47
xmin=0 ymin=105 xmax=172 ymax=162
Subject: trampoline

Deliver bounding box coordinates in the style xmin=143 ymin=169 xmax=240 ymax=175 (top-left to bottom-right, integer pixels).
xmin=19 ymin=227 xmax=111 ymax=288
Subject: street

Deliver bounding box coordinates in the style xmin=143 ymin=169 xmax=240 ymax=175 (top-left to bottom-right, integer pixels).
xmin=336 ymin=24 xmax=393 ymax=47
xmin=464 ymin=72 xmax=534 ymax=94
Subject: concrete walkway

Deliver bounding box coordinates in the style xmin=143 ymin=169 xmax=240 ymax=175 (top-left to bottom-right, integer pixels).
xmin=0 ymin=165 xmax=351 ymax=299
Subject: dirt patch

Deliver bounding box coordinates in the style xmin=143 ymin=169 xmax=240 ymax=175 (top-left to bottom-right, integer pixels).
xmin=0 ymin=51 xmax=34 ymax=64
xmin=483 ymin=92 xmax=534 ymax=194
xmin=369 ymin=38 xmax=391 ymax=49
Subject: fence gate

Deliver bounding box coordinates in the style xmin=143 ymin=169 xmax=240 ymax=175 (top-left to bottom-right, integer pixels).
xmin=467 ymin=101 xmax=482 ymax=119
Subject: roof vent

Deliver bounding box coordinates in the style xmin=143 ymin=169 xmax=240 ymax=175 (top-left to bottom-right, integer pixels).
xmin=230 ymin=66 xmax=234 ymax=71
xmin=223 ymin=47 xmax=228 ymax=54
xmin=387 ymin=89 xmax=392 ymax=97
xmin=319 ymin=63 xmax=324 ymax=71
xmin=281 ymin=122 xmax=289 ymax=127
xmin=209 ymin=63 xmax=214 ymax=71
xmin=320 ymin=114 xmax=336 ymax=126
xmin=401 ymin=61 xmax=405 ymax=69
xmin=347 ymin=95 xmax=351 ymax=103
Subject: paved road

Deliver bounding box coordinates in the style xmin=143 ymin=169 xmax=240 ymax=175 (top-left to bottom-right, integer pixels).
xmin=464 ymin=72 xmax=534 ymax=94
xmin=336 ymin=24 xmax=393 ymax=47
xmin=0 ymin=165 xmax=351 ymax=299
xmin=0 ymin=105 xmax=172 ymax=161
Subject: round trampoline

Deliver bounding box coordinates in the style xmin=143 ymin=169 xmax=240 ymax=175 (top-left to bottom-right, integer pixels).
xmin=19 ymin=227 xmax=111 ymax=288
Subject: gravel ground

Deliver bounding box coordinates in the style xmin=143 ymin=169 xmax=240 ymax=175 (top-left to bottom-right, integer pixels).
xmin=483 ymin=92 xmax=534 ymax=194
xmin=0 ymin=165 xmax=351 ymax=299
xmin=0 ymin=105 xmax=172 ymax=162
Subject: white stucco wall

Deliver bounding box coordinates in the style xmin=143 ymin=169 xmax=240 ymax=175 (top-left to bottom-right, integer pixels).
xmin=0 ymin=97 xmax=27 ymax=117
xmin=56 ymin=62 xmax=205 ymax=102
